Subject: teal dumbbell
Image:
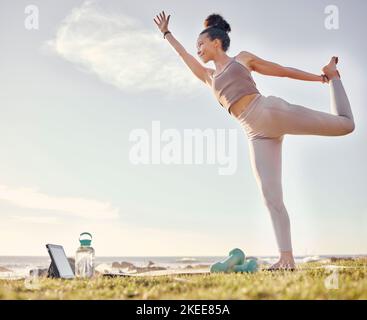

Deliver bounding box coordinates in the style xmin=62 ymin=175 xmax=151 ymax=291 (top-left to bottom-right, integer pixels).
xmin=233 ymin=259 xmax=258 ymax=273
xmin=210 ymin=248 xmax=245 ymax=273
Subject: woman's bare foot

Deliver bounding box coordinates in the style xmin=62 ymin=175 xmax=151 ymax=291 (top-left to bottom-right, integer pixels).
xmin=322 ymin=56 xmax=341 ymax=82
xmin=267 ymin=251 xmax=296 ymax=271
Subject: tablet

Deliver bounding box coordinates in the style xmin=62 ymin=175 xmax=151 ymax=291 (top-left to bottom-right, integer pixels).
xmin=46 ymin=244 xmax=75 ymax=279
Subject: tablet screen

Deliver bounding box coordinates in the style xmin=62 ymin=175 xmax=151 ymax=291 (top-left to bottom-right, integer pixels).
xmin=46 ymin=244 xmax=74 ymax=279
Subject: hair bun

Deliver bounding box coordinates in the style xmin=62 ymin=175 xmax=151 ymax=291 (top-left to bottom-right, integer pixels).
xmin=204 ymin=14 xmax=231 ymax=33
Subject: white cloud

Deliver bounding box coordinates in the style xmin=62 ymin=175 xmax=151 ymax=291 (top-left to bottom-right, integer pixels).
xmin=44 ymin=1 xmax=200 ymax=95
xmin=0 ymin=185 xmax=119 ymax=220
xmin=11 ymin=215 xmax=61 ymax=224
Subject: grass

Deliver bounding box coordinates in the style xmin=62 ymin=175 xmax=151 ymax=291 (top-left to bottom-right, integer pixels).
xmin=0 ymin=258 xmax=366 ymax=300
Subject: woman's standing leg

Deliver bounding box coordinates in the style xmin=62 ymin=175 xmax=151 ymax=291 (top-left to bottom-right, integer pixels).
xmin=240 ymin=57 xmax=354 ymax=270
xmin=248 ymin=136 xmax=295 ymax=269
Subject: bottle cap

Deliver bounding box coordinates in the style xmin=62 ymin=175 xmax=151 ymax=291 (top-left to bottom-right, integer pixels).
xmin=79 ymin=232 xmax=92 ymax=246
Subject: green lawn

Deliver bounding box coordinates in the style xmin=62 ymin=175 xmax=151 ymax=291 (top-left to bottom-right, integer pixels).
xmin=0 ymin=258 xmax=366 ymax=300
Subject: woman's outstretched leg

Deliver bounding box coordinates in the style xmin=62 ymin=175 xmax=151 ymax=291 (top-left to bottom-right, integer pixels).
xmin=257 ymin=57 xmax=355 ymax=138
xmin=248 ymin=136 xmax=295 ymax=270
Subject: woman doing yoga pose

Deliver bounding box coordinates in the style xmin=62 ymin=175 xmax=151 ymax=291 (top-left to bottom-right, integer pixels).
xmin=154 ymin=11 xmax=355 ymax=270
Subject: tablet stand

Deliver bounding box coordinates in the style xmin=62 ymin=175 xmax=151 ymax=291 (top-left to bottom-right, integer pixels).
xmin=47 ymin=261 xmax=59 ymax=278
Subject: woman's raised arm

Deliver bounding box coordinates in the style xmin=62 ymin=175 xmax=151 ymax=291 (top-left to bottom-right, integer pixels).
xmin=154 ymin=11 xmax=213 ymax=86
xmin=237 ymin=51 xmax=326 ymax=83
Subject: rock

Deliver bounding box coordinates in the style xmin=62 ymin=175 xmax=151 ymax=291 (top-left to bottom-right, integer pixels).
xmin=121 ymin=261 xmax=135 ymax=269
xmin=185 ymin=265 xmax=193 ymax=269
xmin=135 ymin=265 xmax=167 ymax=273
xmin=112 ymin=261 xmax=135 ymax=269
xmin=147 ymin=261 xmax=155 ymax=267
xmin=29 ymin=268 xmax=48 ymax=277
xmin=0 ymin=266 xmax=12 ymax=272
xmin=194 ymin=264 xmax=210 ymax=269
xmin=330 ymin=256 xmax=354 ymax=262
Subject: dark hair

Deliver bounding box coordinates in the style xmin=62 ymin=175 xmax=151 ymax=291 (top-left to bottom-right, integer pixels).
xmin=200 ymin=14 xmax=231 ymax=52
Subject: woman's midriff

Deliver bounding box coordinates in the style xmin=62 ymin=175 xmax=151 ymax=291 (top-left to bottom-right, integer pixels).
xmin=228 ymin=93 xmax=260 ymax=118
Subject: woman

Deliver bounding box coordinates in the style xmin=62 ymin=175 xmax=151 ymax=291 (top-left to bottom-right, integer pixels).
xmin=153 ymin=11 xmax=355 ymax=271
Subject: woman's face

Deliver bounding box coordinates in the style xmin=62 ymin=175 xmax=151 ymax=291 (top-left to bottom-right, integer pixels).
xmin=196 ymin=33 xmax=219 ymax=63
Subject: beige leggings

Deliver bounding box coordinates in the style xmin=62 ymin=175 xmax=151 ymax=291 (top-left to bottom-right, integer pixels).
xmin=234 ymin=79 xmax=355 ymax=252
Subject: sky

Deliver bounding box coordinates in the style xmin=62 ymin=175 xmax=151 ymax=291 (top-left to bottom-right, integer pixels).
xmin=0 ymin=0 xmax=366 ymax=257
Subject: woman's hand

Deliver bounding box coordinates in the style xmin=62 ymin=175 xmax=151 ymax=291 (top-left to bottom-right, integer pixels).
xmin=321 ymin=74 xmax=329 ymax=84
xmin=153 ymin=10 xmax=171 ymax=34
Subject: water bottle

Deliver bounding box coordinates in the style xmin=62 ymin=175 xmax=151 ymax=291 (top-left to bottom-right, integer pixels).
xmin=75 ymin=232 xmax=95 ymax=278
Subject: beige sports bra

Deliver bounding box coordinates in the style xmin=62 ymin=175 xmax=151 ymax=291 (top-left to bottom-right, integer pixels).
xmin=211 ymin=57 xmax=260 ymax=114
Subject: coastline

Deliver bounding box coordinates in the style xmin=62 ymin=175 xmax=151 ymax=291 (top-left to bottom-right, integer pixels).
xmin=1 ymin=254 xmax=366 ymax=280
